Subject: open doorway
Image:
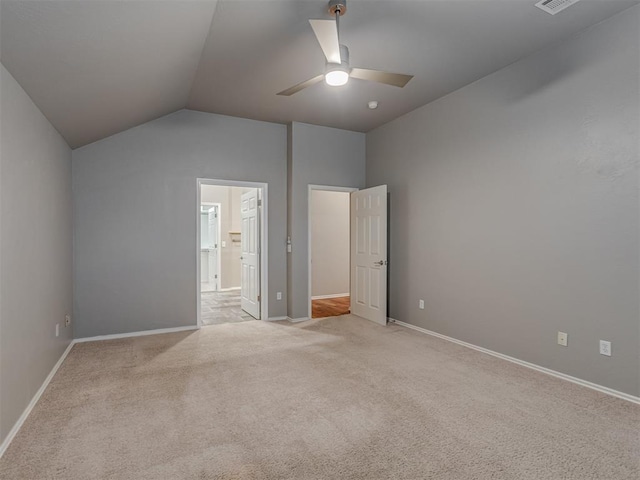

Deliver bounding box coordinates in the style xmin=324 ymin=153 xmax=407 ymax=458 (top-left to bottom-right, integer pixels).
xmin=197 ymin=179 xmax=267 ymax=327
xmin=308 ymin=185 xmax=357 ymax=319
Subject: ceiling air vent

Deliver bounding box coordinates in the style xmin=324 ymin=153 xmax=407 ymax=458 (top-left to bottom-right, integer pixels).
xmin=535 ymin=0 xmax=582 ymax=15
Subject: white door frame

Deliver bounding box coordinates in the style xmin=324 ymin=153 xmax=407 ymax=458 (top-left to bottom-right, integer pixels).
xmin=201 ymin=202 xmax=222 ymax=289
xmin=197 ymin=178 xmax=269 ymax=327
xmin=307 ymin=184 xmax=359 ymax=319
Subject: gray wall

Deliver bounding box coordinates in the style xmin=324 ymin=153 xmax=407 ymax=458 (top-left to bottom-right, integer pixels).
xmin=288 ymin=122 xmax=365 ymax=319
xmin=311 ymin=190 xmax=350 ymax=297
xmin=366 ymin=8 xmax=640 ymax=396
xmin=0 ymin=64 xmax=73 ymax=443
xmin=72 ymin=110 xmax=287 ymax=337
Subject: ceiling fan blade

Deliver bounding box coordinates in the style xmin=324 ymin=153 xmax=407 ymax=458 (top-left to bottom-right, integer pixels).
xmin=277 ymin=74 xmax=324 ymax=96
xmin=350 ymin=68 xmax=413 ymax=88
xmin=309 ymin=19 xmax=341 ymax=64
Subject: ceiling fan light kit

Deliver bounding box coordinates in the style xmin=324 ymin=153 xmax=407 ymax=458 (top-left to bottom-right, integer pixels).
xmin=277 ymin=0 xmax=413 ymax=96
xmin=325 ymin=43 xmax=350 ymax=86
xmin=325 ymin=67 xmax=349 ymax=86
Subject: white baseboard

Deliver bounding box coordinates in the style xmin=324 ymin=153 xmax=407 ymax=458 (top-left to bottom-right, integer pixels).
xmin=74 ymin=325 xmax=199 ymax=343
xmin=287 ymin=316 xmax=310 ymax=323
xmin=218 ymin=287 xmax=240 ymax=292
xmin=311 ymin=293 xmax=350 ymax=300
xmin=266 ymin=316 xmax=288 ymax=322
xmin=0 ymin=340 xmax=75 ymax=458
xmin=391 ymin=319 xmax=640 ymax=405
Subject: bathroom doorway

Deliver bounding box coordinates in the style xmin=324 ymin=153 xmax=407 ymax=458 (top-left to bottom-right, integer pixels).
xmin=197 ymin=179 xmax=267 ymax=326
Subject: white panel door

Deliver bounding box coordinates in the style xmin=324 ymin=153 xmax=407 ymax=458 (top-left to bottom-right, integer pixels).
xmin=207 ymin=206 xmax=218 ymax=290
xmin=350 ymin=185 xmax=388 ymax=325
xmin=240 ymin=190 xmax=260 ymax=319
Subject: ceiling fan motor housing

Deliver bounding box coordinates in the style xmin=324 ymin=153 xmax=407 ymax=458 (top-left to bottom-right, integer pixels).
xmin=329 ymin=0 xmax=347 ymax=16
xmin=338 ymin=44 xmax=349 ymax=67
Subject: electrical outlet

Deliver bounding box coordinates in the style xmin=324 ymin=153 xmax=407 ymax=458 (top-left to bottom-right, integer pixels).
xmin=55 ymin=323 xmax=59 ymax=337
xmin=599 ymin=340 xmax=611 ymax=357
xmin=557 ymin=331 xmax=568 ymax=347
xmin=419 ymin=299 xmax=425 ymax=310
xmin=276 ymin=292 xmax=282 ymax=300
xmin=65 ymin=314 xmax=71 ymax=327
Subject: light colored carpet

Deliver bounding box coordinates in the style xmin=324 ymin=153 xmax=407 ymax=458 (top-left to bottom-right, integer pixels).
xmin=1 ymin=315 xmax=638 ymax=479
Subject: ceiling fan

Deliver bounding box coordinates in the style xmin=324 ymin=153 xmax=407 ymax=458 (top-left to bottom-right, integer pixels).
xmin=277 ymin=0 xmax=413 ymax=96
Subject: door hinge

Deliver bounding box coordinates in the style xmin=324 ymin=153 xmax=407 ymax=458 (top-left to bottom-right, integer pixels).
xmin=214 ymin=274 xmax=218 ymax=279
xmin=258 ymin=295 xmax=261 ymax=302
xmin=258 ymin=199 xmax=262 ymax=207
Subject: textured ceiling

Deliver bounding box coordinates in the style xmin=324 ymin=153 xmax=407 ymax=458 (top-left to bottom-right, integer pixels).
xmin=1 ymin=0 xmax=638 ymax=149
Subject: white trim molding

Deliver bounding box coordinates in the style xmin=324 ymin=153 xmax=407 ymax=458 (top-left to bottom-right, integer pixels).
xmin=287 ymin=316 xmax=310 ymax=323
xmin=391 ymin=319 xmax=640 ymax=405
xmin=0 ymin=341 xmax=75 ymax=458
xmin=74 ymin=325 xmax=199 ymax=343
xmin=311 ymin=293 xmax=350 ymax=300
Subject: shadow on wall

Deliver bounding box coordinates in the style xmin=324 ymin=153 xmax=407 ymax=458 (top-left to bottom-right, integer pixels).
xmin=503 ymin=23 xmax=615 ymax=102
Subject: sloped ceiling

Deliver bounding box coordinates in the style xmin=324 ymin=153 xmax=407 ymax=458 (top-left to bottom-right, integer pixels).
xmin=0 ymin=0 xmax=219 ymax=148
xmin=1 ymin=0 xmax=638 ymax=149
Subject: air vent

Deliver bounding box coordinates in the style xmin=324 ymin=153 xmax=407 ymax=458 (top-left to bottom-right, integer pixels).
xmin=535 ymin=0 xmax=582 ymax=15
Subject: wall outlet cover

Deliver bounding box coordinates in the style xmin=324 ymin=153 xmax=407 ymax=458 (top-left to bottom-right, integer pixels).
xmin=557 ymin=331 xmax=568 ymax=347
xmin=419 ymin=299 xmax=425 ymax=310
xmin=599 ymin=340 xmax=612 ymax=356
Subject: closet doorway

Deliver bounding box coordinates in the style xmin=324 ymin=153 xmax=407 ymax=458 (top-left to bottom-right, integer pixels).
xmin=308 ymin=185 xmax=357 ymax=319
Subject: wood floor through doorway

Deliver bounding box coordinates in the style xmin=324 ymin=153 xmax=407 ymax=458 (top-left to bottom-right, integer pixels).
xmin=312 ymin=295 xmax=350 ymax=318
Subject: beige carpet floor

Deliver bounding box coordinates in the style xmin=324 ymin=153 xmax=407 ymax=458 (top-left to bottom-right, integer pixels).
xmin=1 ymin=315 xmax=639 ymax=479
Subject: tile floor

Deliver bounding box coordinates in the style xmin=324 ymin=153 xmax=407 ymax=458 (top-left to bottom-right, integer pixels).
xmin=200 ymin=289 xmax=254 ymax=326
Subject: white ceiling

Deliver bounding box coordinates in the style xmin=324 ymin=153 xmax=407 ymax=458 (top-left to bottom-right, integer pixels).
xmin=1 ymin=0 xmax=638 ymax=149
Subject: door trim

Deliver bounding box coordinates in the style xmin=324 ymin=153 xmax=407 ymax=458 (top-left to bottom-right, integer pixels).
xmin=197 ymin=178 xmax=269 ymax=327
xmin=307 ymin=184 xmax=359 ymax=319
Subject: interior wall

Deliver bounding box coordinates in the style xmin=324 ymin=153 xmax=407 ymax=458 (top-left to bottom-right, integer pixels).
xmin=0 ymin=65 xmax=73 ymax=444
xmin=311 ymin=190 xmax=350 ymax=298
xmin=72 ymin=110 xmax=287 ymax=337
xmin=366 ymin=7 xmax=640 ymax=396
xmin=288 ymin=122 xmax=366 ymax=320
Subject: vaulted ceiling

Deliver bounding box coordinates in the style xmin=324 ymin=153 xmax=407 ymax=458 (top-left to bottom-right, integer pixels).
xmin=1 ymin=0 xmax=638 ymax=149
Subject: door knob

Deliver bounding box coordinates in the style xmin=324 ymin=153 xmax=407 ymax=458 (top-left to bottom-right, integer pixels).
xmin=373 ymin=260 xmax=386 ymax=266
